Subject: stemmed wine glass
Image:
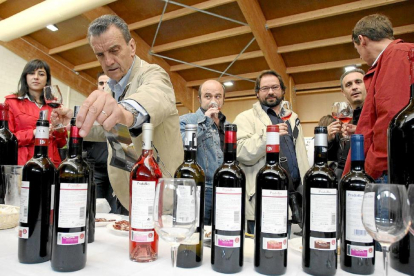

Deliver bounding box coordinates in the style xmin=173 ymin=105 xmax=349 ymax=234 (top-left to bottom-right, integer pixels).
xmin=408 ymin=184 xmax=414 ymax=235
xmin=361 ymin=183 xmax=411 ymax=276
xmin=280 ymin=100 xmax=292 ymax=122
xmin=43 ymin=85 xmax=64 ymax=132
xmin=153 ymin=178 xmax=197 ymax=268
xmin=331 ymin=102 xmax=353 ymax=148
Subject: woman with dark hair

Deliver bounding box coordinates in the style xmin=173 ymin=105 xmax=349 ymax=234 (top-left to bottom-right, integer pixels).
xmin=4 ymin=59 xmax=67 ymax=167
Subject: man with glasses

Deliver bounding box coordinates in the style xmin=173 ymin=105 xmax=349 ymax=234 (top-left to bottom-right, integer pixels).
xmin=234 ymin=70 xmax=309 ymax=234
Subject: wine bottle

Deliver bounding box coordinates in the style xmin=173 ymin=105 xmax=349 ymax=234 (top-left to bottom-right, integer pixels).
xmin=83 ymin=152 xmax=96 ymax=244
xmin=18 ymin=110 xmax=56 ymax=263
xmin=340 ymin=134 xmax=375 ymax=274
xmin=388 ymin=48 xmax=414 ymax=274
xmin=0 ymin=103 xmax=18 ymax=204
xmin=51 ymin=106 xmax=90 ymax=272
xmin=174 ymin=124 xmax=205 ymax=268
xmin=129 ymin=123 xmax=161 ymax=262
xmin=254 ymin=125 xmax=289 ymax=275
xmin=302 ymin=126 xmax=338 ymax=276
xmin=211 ymin=124 xmax=246 ymax=274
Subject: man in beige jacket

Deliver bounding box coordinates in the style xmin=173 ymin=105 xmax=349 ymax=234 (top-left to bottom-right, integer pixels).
xmin=53 ymin=15 xmax=183 ymax=210
xmin=233 ymin=70 xmax=309 ymax=234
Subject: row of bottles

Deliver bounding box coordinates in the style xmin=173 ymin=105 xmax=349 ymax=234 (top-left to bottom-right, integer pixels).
xmin=15 ymin=106 xmax=94 ymax=272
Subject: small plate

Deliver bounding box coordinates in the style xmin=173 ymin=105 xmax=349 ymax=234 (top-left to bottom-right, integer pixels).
xmin=289 ymin=237 xmax=302 ymax=253
xmin=95 ymin=213 xmax=121 ymax=227
xmin=204 ymin=226 xmax=212 ymax=241
xmin=106 ymin=221 xmax=129 ymax=237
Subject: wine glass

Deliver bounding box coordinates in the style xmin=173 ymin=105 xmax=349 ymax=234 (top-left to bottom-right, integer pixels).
xmin=408 ymin=184 xmax=414 ymax=235
xmin=361 ymin=183 xmax=411 ymax=276
xmin=331 ymin=102 xmax=339 ymax=120
xmin=280 ymin=100 xmax=292 ymax=122
xmin=43 ymin=85 xmax=64 ymax=132
xmin=153 ymin=178 xmax=197 ymax=268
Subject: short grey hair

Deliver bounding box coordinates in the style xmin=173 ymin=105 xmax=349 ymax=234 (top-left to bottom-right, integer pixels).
xmin=340 ymin=68 xmax=365 ymax=90
xmin=198 ymin=80 xmax=226 ymax=98
xmin=87 ymin=14 xmax=131 ymax=43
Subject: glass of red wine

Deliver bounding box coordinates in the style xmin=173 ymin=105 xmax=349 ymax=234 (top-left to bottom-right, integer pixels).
xmin=43 ymin=85 xmax=64 ymax=132
xmin=332 ymin=102 xmax=353 ymax=148
xmin=280 ymin=101 xmax=292 ymax=122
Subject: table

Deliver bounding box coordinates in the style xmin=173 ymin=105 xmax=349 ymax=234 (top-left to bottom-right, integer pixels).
xmin=0 ymin=226 xmax=405 ymax=276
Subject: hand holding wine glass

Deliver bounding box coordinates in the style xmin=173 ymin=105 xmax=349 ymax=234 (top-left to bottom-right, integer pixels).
xmin=361 ymin=184 xmax=411 ymax=276
xmin=280 ymin=100 xmax=292 ymax=122
xmin=153 ymin=178 xmax=198 ymax=268
xmin=44 ymin=85 xmax=65 ymax=133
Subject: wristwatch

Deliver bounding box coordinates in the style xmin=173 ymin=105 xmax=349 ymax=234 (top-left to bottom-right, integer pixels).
xmin=119 ymin=101 xmax=139 ymax=128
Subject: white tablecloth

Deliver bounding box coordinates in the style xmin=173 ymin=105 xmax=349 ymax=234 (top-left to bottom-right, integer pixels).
xmin=0 ymin=226 xmax=405 ymax=276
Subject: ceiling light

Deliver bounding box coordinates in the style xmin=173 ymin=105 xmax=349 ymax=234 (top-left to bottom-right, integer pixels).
xmin=344 ymin=66 xmax=356 ymax=72
xmin=46 ymin=24 xmax=58 ymax=32
xmin=223 ymin=81 xmax=233 ymax=87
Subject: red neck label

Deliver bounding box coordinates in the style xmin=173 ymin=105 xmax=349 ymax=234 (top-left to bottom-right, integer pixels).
xmin=225 ymin=131 xmax=236 ymax=144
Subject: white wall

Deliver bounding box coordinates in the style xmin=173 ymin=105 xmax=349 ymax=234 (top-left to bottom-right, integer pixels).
xmin=0 ymin=46 xmax=86 ymax=108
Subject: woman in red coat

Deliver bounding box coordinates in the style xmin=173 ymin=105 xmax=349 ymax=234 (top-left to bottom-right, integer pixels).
xmin=4 ymin=59 xmax=67 ymax=167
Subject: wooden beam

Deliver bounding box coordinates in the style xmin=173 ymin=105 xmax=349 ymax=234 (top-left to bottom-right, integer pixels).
xmin=225 ymin=96 xmax=256 ymax=102
xmin=278 ymin=24 xmax=414 ymax=54
xmin=74 ymin=61 xmax=101 ymax=71
xmin=151 ymin=25 xmax=251 ymax=53
xmin=170 ymin=50 xmax=263 ymax=72
xmin=287 ymin=58 xmax=365 ymax=74
xmin=0 ymin=0 xmax=7 ymax=4
xmin=226 ymin=90 xmax=255 ymax=98
xmin=129 ymin=0 xmax=236 ymax=30
xmin=236 ymin=0 xmax=290 ymax=87
xmin=186 ymin=71 xmax=260 ymax=87
xmin=267 ymin=0 xmax=406 ymax=29
xmin=1 ymin=37 xmax=96 ymax=97
xmin=297 ymin=88 xmax=341 ymax=95
xmin=295 ymin=80 xmax=340 ymax=91
xmin=49 ymin=38 xmax=88 ymax=55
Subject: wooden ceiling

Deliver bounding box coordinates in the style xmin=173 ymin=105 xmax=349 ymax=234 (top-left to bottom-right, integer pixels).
xmin=1 ymin=0 xmax=413 ymax=111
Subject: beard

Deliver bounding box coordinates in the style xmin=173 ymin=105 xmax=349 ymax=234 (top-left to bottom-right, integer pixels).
xmin=259 ymin=95 xmax=283 ymax=108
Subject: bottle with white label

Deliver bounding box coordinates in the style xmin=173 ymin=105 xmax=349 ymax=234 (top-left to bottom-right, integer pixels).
xmin=302 ymin=126 xmax=338 ymax=276
xmin=340 ymin=134 xmax=375 ymax=274
xmin=211 ymin=124 xmax=246 ymax=273
xmin=254 ymin=125 xmax=289 ymax=275
xmin=129 ymin=123 xmax=162 ymax=262
xmin=51 ymin=106 xmax=91 ymax=272
xmin=174 ymin=124 xmax=205 ymax=268
xmin=19 ymin=110 xmax=56 ymax=264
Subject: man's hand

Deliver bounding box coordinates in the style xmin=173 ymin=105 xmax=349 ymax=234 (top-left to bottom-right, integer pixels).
xmin=51 ymin=106 xmax=73 ymax=130
xmin=204 ymin=106 xmax=220 ymax=119
xmin=342 ymin=123 xmax=356 ymax=138
xmin=75 ymin=90 xmax=134 ymax=137
xmin=327 ymin=121 xmax=341 ymax=142
xmin=277 ymin=123 xmax=289 ymax=136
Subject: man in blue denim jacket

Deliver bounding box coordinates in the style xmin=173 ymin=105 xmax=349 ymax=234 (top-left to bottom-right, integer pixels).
xmin=179 ymin=80 xmax=228 ymax=225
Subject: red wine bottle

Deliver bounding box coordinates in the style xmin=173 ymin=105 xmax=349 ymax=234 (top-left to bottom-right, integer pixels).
xmin=51 ymin=106 xmax=90 ymax=272
xmin=254 ymin=125 xmax=289 ymax=275
xmin=0 ymin=103 xmax=18 ymax=204
xmin=18 ymin=110 xmax=56 ymax=263
xmin=388 ymin=48 xmax=414 ymax=274
xmin=340 ymin=134 xmax=375 ymax=274
xmin=211 ymin=124 xmax=246 ymax=274
xmin=174 ymin=124 xmax=205 ymax=268
xmin=129 ymin=123 xmax=161 ymax=262
xmin=302 ymin=126 xmax=338 ymax=276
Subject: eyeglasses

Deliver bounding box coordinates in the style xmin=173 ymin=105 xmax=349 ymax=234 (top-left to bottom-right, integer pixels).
xmin=98 ymin=81 xmax=107 ymax=86
xmin=259 ymin=85 xmax=281 ymax=92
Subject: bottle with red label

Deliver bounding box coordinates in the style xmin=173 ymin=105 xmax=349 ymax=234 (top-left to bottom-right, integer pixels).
xmin=129 ymin=123 xmax=162 ymax=262
xmin=51 ymin=106 xmax=91 ymax=272
xmin=0 ymin=103 xmax=18 ymax=204
xmin=254 ymin=125 xmax=289 ymax=275
xmin=211 ymin=124 xmax=246 ymax=273
xmin=18 ymin=110 xmax=56 ymax=264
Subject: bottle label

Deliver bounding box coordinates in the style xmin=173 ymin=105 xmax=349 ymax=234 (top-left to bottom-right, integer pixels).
xmin=215 ymin=234 xmax=241 ymax=248
xmin=50 ymin=184 xmax=55 ymax=224
xmin=57 ymin=231 xmax=85 ymax=245
xmin=314 ymin=133 xmax=328 ymax=147
xmin=262 ymin=237 xmax=287 ymax=250
xmin=215 ymin=187 xmax=242 ymax=231
xmin=346 ymin=191 xmax=373 ymax=243
xmin=18 ymin=226 xmax=29 ymax=239
xmin=261 ymin=190 xmax=287 ymax=234
xmin=310 ymin=237 xmax=336 ymax=250
xmin=34 ymin=126 xmax=49 ymax=146
xmin=184 ymin=131 xmax=197 ymax=148
xmin=266 ymin=132 xmax=280 ymax=153
xmin=347 ymin=244 xmax=374 ymax=258
xmin=131 ymin=181 xmax=155 ymax=230
xmin=176 ymin=186 xmax=199 ymax=226
xmin=131 ymin=230 xmax=155 ymax=243
xmin=58 ymin=183 xmax=88 ymax=228
xmin=310 ymin=188 xmax=337 ymax=232
xmin=181 ymin=232 xmax=200 ymax=245
xmin=19 ymin=181 xmax=30 ymax=223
